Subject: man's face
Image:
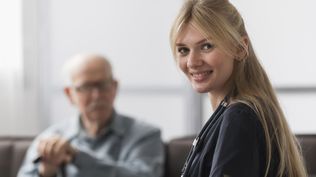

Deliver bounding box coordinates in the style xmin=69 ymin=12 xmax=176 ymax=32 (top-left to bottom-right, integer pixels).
xmin=66 ymin=59 xmax=117 ymax=125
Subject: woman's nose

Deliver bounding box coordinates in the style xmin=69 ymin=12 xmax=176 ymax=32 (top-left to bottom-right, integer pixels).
xmin=187 ymin=51 xmax=203 ymax=68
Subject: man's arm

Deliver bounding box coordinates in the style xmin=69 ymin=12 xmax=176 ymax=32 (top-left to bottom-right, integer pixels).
xmin=72 ymin=129 xmax=165 ymax=177
xmin=37 ymin=135 xmax=76 ymax=177
xmin=17 ymin=128 xmax=72 ymax=177
xmin=17 ymin=137 xmax=61 ymax=177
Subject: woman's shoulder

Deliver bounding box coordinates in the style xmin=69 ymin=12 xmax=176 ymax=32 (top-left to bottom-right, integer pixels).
xmin=219 ymin=102 xmax=264 ymax=142
xmin=222 ymin=102 xmax=260 ymax=127
xmin=225 ymin=101 xmax=257 ymax=116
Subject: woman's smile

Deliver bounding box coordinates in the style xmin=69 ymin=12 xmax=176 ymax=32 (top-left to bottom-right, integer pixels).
xmin=190 ymin=70 xmax=213 ymax=82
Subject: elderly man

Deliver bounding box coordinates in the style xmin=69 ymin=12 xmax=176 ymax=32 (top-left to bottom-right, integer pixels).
xmin=18 ymin=54 xmax=165 ymax=177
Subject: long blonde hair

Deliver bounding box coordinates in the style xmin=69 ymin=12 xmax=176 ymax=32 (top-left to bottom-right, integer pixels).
xmin=170 ymin=0 xmax=307 ymax=176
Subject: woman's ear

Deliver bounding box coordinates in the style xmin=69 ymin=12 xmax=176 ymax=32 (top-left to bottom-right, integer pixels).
xmin=236 ymin=36 xmax=249 ymax=61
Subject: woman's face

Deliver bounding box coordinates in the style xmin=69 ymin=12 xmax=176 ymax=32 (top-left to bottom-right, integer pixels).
xmin=175 ymin=24 xmax=235 ymax=95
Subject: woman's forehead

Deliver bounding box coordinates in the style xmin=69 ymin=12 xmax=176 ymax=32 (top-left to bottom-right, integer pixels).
xmin=176 ymin=24 xmax=212 ymax=44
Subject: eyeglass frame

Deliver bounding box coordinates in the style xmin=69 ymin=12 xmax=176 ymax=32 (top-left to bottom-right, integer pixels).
xmin=72 ymin=79 xmax=115 ymax=94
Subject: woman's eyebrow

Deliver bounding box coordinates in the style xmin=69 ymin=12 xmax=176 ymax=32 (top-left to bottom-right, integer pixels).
xmin=175 ymin=42 xmax=186 ymax=47
xmin=175 ymin=39 xmax=208 ymax=47
xmin=196 ymin=39 xmax=208 ymax=45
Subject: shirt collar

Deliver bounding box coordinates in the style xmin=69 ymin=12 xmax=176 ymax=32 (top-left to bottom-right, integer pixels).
xmin=62 ymin=114 xmax=81 ymax=140
xmin=68 ymin=110 xmax=126 ymax=140
xmin=108 ymin=110 xmax=125 ymax=136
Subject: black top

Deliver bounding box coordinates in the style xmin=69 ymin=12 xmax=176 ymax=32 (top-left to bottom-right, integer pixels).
xmin=181 ymin=102 xmax=279 ymax=177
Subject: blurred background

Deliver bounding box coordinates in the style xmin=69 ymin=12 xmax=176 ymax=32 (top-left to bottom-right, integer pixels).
xmin=0 ymin=0 xmax=315 ymax=141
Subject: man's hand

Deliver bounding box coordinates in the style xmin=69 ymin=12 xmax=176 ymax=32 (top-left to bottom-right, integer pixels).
xmin=37 ymin=135 xmax=76 ymax=177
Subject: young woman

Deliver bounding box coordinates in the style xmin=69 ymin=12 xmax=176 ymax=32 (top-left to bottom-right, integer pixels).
xmin=169 ymin=0 xmax=307 ymax=176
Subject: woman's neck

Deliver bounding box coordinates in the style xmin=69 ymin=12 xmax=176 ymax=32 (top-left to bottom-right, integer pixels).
xmin=209 ymin=93 xmax=225 ymax=110
xmin=209 ymin=81 xmax=233 ymax=110
xmin=208 ymin=88 xmax=232 ymax=110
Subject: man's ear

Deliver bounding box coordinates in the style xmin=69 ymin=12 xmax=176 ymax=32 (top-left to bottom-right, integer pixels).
xmin=112 ymin=80 xmax=119 ymax=96
xmin=64 ymin=87 xmax=75 ymax=105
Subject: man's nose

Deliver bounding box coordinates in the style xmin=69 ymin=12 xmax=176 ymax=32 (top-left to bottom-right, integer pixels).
xmin=90 ymin=87 xmax=102 ymax=98
xmin=187 ymin=51 xmax=203 ymax=68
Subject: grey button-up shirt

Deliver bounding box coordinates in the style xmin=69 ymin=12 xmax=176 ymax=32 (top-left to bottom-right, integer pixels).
xmin=17 ymin=111 xmax=165 ymax=177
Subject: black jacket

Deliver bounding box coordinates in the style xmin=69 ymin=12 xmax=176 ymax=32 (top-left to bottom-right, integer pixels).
xmin=181 ymin=102 xmax=279 ymax=177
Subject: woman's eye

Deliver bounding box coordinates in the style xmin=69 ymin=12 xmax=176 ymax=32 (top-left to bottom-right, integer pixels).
xmin=177 ymin=47 xmax=189 ymax=55
xmin=201 ymin=43 xmax=214 ymax=51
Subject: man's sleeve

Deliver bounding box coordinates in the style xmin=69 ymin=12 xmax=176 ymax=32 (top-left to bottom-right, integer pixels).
xmin=72 ymin=129 xmax=165 ymax=177
xmin=17 ymin=128 xmax=64 ymax=177
xmin=17 ymin=138 xmax=42 ymax=177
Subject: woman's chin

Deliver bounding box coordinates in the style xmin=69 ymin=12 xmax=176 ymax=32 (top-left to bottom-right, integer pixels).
xmin=192 ymin=85 xmax=209 ymax=93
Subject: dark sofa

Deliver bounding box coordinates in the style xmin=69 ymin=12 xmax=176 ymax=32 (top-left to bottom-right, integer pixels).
xmin=1 ymin=135 xmax=316 ymax=177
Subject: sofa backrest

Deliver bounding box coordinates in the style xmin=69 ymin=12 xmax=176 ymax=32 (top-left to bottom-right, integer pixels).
xmin=164 ymin=136 xmax=194 ymax=177
xmin=297 ymin=134 xmax=316 ymax=175
xmin=0 ymin=137 xmax=33 ymax=177
xmin=1 ymin=135 xmax=316 ymax=177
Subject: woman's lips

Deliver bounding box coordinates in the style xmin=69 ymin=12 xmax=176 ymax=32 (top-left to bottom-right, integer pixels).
xmin=191 ymin=71 xmax=213 ymax=82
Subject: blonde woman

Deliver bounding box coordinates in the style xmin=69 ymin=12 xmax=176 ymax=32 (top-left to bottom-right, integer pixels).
xmin=170 ymin=0 xmax=307 ymax=176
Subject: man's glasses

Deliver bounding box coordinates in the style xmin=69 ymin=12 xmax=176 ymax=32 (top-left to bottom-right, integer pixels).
xmin=73 ymin=79 xmax=114 ymax=94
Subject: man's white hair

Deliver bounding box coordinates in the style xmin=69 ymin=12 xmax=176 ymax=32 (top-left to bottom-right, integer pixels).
xmin=61 ymin=53 xmax=112 ymax=86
